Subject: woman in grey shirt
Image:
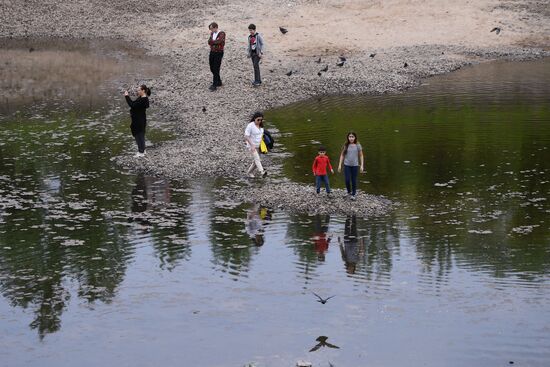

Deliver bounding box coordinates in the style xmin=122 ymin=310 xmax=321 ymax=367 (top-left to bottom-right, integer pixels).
xmin=337 ymin=132 xmax=364 ymax=200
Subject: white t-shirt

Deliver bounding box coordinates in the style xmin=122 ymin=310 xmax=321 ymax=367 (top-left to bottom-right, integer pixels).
xmin=244 ymin=121 xmax=264 ymax=148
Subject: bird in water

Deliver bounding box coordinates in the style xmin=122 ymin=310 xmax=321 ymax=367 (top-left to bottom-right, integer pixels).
xmin=313 ymin=292 xmax=335 ymax=304
xmin=490 ymin=27 xmax=501 ymax=35
xmin=285 ymin=70 xmax=293 ymax=76
xmin=309 ymin=336 xmax=340 ymax=352
xmin=320 ymin=65 xmax=328 ymax=72
xmin=279 ymin=27 xmax=288 ymax=34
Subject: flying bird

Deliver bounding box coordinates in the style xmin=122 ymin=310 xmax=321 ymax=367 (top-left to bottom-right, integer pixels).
xmin=320 ymin=65 xmax=328 ymax=72
xmin=279 ymin=27 xmax=288 ymax=34
xmin=490 ymin=27 xmax=501 ymax=35
xmin=285 ymin=70 xmax=293 ymax=76
xmin=309 ymin=336 xmax=340 ymax=352
xmin=336 ymin=61 xmax=345 ymax=67
xmin=313 ymin=292 xmax=335 ymax=304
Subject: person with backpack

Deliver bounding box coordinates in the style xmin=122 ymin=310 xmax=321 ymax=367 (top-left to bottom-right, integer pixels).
xmin=208 ymin=22 xmax=226 ymax=91
xmin=244 ymin=111 xmax=268 ymax=178
xmin=247 ymin=24 xmax=265 ymax=86
xmin=337 ymin=132 xmax=364 ymax=200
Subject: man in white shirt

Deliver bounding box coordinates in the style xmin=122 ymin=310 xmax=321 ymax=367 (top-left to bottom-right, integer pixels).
xmin=244 ymin=112 xmax=268 ymax=178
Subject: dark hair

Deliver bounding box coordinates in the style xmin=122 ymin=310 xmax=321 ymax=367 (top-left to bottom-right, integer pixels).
xmin=318 ymin=145 xmax=326 ymax=152
xmin=248 ymin=24 xmax=256 ymax=30
xmin=342 ymin=131 xmax=358 ymax=156
xmin=209 ymin=22 xmax=218 ymax=29
xmin=140 ymin=84 xmax=151 ymax=96
xmin=250 ymin=111 xmax=264 ymax=128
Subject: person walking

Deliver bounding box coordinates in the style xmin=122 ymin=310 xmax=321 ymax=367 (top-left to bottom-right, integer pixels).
xmin=244 ymin=112 xmax=267 ymax=178
xmin=124 ymin=84 xmax=151 ymax=157
xmin=247 ymin=24 xmax=265 ymax=86
xmin=337 ymin=132 xmax=364 ymax=200
xmin=208 ymin=22 xmax=226 ymax=91
xmin=312 ymin=146 xmax=334 ymax=196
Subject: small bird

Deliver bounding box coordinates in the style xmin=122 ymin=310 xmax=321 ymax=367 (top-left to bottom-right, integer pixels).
xmin=279 ymin=27 xmax=288 ymax=34
xmin=315 ymin=57 xmax=322 ymax=63
xmin=309 ymin=336 xmax=340 ymax=352
xmin=336 ymin=61 xmax=345 ymax=67
xmin=317 ymin=72 xmax=322 ymax=77
xmin=320 ymin=65 xmax=328 ymax=72
xmin=369 ymin=53 xmax=376 ymax=58
xmin=285 ymin=70 xmax=293 ymax=76
xmin=29 ymin=47 xmax=35 ymax=52
xmin=490 ymin=27 xmax=501 ymax=35
xmin=403 ymin=62 xmax=408 ymax=68
xmin=202 ymin=106 xmax=206 ymax=113
xmin=339 ymin=56 xmax=347 ymax=62
xmin=313 ymin=292 xmax=335 ymax=304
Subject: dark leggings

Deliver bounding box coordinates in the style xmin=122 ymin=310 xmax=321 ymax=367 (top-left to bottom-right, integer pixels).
xmin=209 ymin=51 xmax=224 ymax=86
xmin=344 ymin=165 xmax=359 ymax=195
xmin=134 ymin=131 xmax=146 ymax=153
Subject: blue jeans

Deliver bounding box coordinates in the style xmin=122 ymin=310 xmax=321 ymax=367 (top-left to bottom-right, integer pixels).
xmin=344 ymin=165 xmax=359 ymax=195
xmin=315 ymin=175 xmax=331 ymax=193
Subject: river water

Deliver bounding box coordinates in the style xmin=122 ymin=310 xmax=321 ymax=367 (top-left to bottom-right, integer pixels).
xmin=0 ymin=43 xmax=548 ymax=367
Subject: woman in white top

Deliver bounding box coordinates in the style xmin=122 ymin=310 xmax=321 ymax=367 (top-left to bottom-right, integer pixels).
xmin=244 ymin=112 xmax=267 ymax=178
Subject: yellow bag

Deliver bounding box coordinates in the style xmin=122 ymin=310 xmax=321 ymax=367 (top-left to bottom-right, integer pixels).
xmin=260 ymin=138 xmax=268 ymax=154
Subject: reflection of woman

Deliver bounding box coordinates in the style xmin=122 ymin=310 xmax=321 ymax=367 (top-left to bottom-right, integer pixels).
xmin=337 ymin=132 xmax=364 ymax=200
xmin=124 ymin=84 xmax=151 ymax=158
xmin=131 ymin=173 xmax=148 ymax=213
xmin=340 ymin=215 xmax=359 ymax=274
xmin=245 ymin=204 xmax=265 ymax=246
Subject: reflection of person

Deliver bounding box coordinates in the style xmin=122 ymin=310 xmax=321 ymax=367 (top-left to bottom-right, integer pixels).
xmin=340 ymin=215 xmax=359 ymax=274
xmin=208 ymin=22 xmax=226 ymax=91
xmin=124 ymin=84 xmax=151 ymax=158
xmin=337 ymin=132 xmax=364 ymax=200
xmin=312 ymin=145 xmax=334 ymax=196
xmin=131 ymin=173 xmax=148 ymax=213
xmin=245 ymin=204 xmax=265 ymax=246
xmin=313 ymin=214 xmax=331 ymax=262
xmin=244 ymin=112 xmax=267 ymax=178
xmin=247 ymin=24 xmax=265 ymax=86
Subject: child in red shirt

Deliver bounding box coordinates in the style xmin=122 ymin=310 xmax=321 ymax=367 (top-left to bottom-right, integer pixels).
xmin=312 ymin=146 xmax=334 ymax=196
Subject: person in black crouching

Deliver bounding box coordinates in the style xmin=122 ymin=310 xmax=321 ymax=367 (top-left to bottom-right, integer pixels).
xmin=124 ymin=84 xmax=151 ymax=157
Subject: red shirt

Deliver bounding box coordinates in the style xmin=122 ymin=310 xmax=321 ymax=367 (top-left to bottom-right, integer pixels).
xmin=312 ymin=155 xmax=333 ymax=176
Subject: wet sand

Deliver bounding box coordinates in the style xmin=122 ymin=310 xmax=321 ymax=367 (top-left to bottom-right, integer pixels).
xmin=1 ymin=0 xmax=549 ymax=216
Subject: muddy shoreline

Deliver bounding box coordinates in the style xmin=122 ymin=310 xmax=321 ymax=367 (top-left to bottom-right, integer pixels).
xmin=2 ymin=0 xmax=549 ymax=217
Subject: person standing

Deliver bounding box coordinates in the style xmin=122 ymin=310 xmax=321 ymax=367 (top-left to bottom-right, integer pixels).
xmin=247 ymin=24 xmax=265 ymax=86
xmin=208 ymin=22 xmax=226 ymax=91
xmin=124 ymin=84 xmax=151 ymax=157
xmin=312 ymin=146 xmax=334 ymax=196
xmin=337 ymin=132 xmax=364 ymax=200
xmin=244 ymin=112 xmax=267 ymax=178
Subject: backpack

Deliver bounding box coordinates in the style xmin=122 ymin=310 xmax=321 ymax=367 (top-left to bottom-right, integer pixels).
xmin=263 ymin=129 xmax=274 ymax=150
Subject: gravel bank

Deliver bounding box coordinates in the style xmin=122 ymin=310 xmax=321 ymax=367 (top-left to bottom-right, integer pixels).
xmin=2 ymin=0 xmax=549 ymax=217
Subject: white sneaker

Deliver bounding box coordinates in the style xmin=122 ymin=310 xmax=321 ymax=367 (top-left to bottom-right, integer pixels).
xmin=134 ymin=152 xmax=145 ymax=158
xmin=248 ymin=173 xmax=255 ymax=178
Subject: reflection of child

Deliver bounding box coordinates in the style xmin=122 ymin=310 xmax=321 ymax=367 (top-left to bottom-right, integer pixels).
xmin=312 ymin=146 xmax=334 ymax=195
xmin=314 ymin=233 xmax=330 ymax=262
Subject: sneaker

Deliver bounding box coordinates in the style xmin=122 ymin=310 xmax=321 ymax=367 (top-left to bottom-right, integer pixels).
xmin=209 ymin=84 xmax=217 ymax=91
xmin=134 ymin=152 xmax=145 ymax=158
xmin=248 ymin=173 xmax=255 ymax=178
xmin=262 ymin=170 xmax=268 ymax=178
xmin=252 ymin=81 xmax=262 ymax=86
xmin=350 ymin=195 xmax=357 ymax=201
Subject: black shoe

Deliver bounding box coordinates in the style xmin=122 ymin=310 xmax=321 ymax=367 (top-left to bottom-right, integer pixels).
xmin=209 ymin=84 xmax=217 ymax=91
xmin=262 ymin=170 xmax=268 ymax=177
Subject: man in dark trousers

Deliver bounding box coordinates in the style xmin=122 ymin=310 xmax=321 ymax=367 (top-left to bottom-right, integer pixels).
xmin=208 ymin=22 xmax=225 ymax=91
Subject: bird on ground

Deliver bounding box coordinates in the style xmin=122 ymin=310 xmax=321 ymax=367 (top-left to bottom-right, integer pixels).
xmin=339 ymin=56 xmax=347 ymax=62
xmin=336 ymin=61 xmax=345 ymax=67
xmin=285 ymin=70 xmax=293 ymax=76
xmin=315 ymin=57 xmax=322 ymax=63
xmin=317 ymin=72 xmax=322 ymax=76
xmin=369 ymin=53 xmax=376 ymax=58
xmin=29 ymin=47 xmax=35 ymax=52
xmin=309 ymin=336 xmax=340 ymax=352
xmin=490 ymin=27 xmax=501 ymax=35
xmin=312 ymin=292 xmax=335 ymax=304
xmin=279 ymin=27 xmax=288 ymax=34
xmin=403 ymin=62 xmax=408 ymax=68
xmin=320 ymin=65 xmax=328 ymax=72
xmin=202 ymin=106 xmax=206 ymax=113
